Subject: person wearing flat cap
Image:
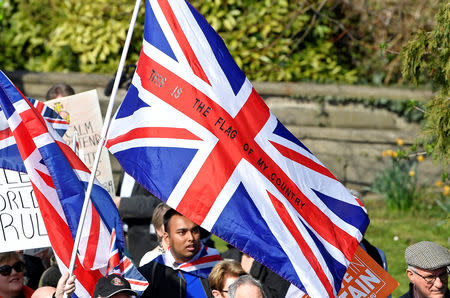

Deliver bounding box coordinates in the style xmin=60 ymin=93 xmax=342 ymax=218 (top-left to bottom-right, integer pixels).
xmin=400 ymin=241 xmax=450 ymax=298
xmin=93 ymin=274 xmax=137 ymax=298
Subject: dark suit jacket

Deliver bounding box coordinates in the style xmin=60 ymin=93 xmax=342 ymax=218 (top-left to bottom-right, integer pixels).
xmin=138 ymin=261 xmax=213 ymax=298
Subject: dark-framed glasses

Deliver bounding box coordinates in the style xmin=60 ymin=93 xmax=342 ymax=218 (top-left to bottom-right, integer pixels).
xmin=412 ymin=268 xmax=449 ymax=285
xmin=0 ymin=261 xmax=25 ymax=276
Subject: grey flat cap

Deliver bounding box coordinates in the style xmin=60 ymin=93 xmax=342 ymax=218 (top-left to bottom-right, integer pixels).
xmin=405 ymin=241 xmax=450 ymax=270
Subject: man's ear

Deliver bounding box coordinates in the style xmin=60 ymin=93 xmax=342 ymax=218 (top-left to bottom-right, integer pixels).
xmin=211 ymin=289 xmax=222 ymax=297
xmin=406 ymin=269 xmax=415 ymax=284
xmin=163 ymin=231 xmax=169 ymax=245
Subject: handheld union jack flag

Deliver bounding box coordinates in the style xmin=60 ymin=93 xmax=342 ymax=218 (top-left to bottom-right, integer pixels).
xmin=0 ymin=70 xmax=148 ymax=297
xmin=106 ymin=0 xmax=370 ymax=296
xmin=0 ymin=79 xmax=68 ymax=173
xmin=154 ymin=243 xmax=222 ymax=279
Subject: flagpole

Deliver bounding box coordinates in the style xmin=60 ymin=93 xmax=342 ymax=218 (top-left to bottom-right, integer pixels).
xmin=64 ymin=0 xmax=142 ymax=290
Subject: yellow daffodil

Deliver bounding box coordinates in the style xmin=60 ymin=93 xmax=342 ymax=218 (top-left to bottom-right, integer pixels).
xmin=409 ymin=170 xmax=415 ymax=177
xmin=417 ymin=155 xmax=425 ymax=162
xmin=435 ymin=180 xmax=443 ymax=187
xmin=381 ymin=150 xmax=388 ymax=157
xmin=392 ymin=151 xmax=398 ymax=158
xmin=443 ymin=185 xmax=450 ymax=196
xmin=386 ymin=149 xmax=393 ymax=157
xmin=396 ymin=138 xmax=404 ymax=146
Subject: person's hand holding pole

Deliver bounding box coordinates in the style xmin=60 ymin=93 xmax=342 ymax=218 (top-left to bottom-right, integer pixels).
xmin=56 ymin=272 xmax=76 ymax=298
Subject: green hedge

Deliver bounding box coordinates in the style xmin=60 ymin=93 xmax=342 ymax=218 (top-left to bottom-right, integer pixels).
xmin=0 ymin=0 xmax=357 ymax=83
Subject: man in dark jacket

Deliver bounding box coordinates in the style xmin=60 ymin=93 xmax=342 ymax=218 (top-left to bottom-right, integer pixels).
xmin=400 ymin=241 xmax=449 ymax=298
xmin=138 ymin=209 xmax=221 ymax=298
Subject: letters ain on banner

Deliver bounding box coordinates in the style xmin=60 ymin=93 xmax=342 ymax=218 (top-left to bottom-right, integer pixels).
xmin=299 ymin=246 xmax=399 ymax=298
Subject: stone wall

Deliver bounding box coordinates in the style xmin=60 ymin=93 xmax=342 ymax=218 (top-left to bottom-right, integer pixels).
xmin=6 ymin=70 xmax=441 ymax=193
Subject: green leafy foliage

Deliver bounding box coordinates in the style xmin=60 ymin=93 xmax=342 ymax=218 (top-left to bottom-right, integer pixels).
xmin=0 ymin=0 xmax=356 ymax=82
xmin=401 ymin=3 xmax=449 ymax=164
xmin=334 ymin=0 xmax=441 ymax=85
xmin=0 ymin=0 xmax=442 ymax=86
xmin=401 ymin=3 xmax=449 ymax=91
xmin=0 ymin=0 xmax=144 ymax=73
xmin=194 ymin=0 xmax=357 ymax=82
xmin=421 ymin=95 xmax=450 ymax=163
xmin=0 ymin=1 xmax=3 ymax=22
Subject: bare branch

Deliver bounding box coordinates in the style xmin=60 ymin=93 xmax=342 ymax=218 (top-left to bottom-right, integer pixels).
xmin=294 ymin=0 xmax=329 ymax=48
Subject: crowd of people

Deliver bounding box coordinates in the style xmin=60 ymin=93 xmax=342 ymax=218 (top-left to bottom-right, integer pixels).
xmin=1 ymin=84 xmax=448 ymax=297
xmin=1 ymin=199 xmax=448 ymax=297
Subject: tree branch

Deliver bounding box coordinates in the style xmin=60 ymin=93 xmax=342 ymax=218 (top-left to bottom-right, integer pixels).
xmin=294 ymin=0 xmax=329 ymax=48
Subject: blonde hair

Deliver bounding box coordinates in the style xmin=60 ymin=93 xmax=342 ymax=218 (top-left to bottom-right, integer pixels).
xmin=0 ymin=252 xmax=22 ymax=264
xmin=152 ymin=202 xmax=171 ymax=241
xmin=208 ymin=260 xmax=247 ymax=291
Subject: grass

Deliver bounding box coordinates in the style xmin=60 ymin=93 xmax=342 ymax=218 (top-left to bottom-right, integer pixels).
xmin=362 ymin=196 xmax=448 ymax=297
xmin=211 ymin=194 xmax=449 ymax=297
xmin=211 ymin=234 xmax=228 ymax=253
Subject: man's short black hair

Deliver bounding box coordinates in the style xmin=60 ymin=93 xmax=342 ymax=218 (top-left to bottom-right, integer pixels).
xmin=163 ymin=208 xmax=182 ymax=233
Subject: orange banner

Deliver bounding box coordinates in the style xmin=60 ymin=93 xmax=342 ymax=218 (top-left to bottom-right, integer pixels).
xmin=297 ymin=246 xmax=398 ymax=297
xmin=338 ymin=246 xmax=398 ymax=297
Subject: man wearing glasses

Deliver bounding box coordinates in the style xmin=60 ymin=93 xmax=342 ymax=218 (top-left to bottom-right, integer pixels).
xmin=401 ymin=241 xmax=449 ymax=298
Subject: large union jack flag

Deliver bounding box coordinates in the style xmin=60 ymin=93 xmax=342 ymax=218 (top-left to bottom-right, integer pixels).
xmin=0 ymin=70 xmax=148 ymax=297
xmin=106 ymin=0 xmax=370 ymax=296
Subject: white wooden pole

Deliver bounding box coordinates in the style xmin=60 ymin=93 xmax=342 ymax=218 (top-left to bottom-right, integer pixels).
xmin=63 ymin=0 xmax=142 ymax=295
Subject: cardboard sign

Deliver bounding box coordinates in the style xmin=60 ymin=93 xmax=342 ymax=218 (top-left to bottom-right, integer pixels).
xmin=47 ymin=90 xmax=115 ymax=197
xmin=0 ymin=168 xmax=50 ymax=252
xmin=338 ymin=246 xmax=398 ymax=297
xmin=292 ymin=246 xmax=398 ymax=298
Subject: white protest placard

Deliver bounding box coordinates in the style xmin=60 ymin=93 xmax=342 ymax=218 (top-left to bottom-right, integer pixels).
xmin=0 ymin=168 xmax=50 ymax=252
xmin=47 ymin=90 xmax=115 ymax=197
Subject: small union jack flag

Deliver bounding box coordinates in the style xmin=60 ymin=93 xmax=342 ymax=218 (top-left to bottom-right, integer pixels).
xmin=0 ymin=70 xmax=148 ymax=297
xmin=154 ymin=243 xmax=222 ymax=279
xmin=0 ymin=76 xmax=68 ymax=173
xmin=106 ymin=0 xmax=369 ymax=296
xmin=106 ymin=229 xmax=149 ymax=293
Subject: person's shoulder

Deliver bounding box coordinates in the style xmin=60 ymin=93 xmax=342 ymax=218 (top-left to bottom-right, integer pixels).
xmin=138 ymin=257 xmax=175 ymax=277
xmin=139 ymin=259 xmax=158 ymax=272
xmin=398 ymin=283 xmax=413 ymax=298
xmin=22 ymin=285 xmax=35 ymax=298
xmin=139 ymin=248 xmax=164 ymax=266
